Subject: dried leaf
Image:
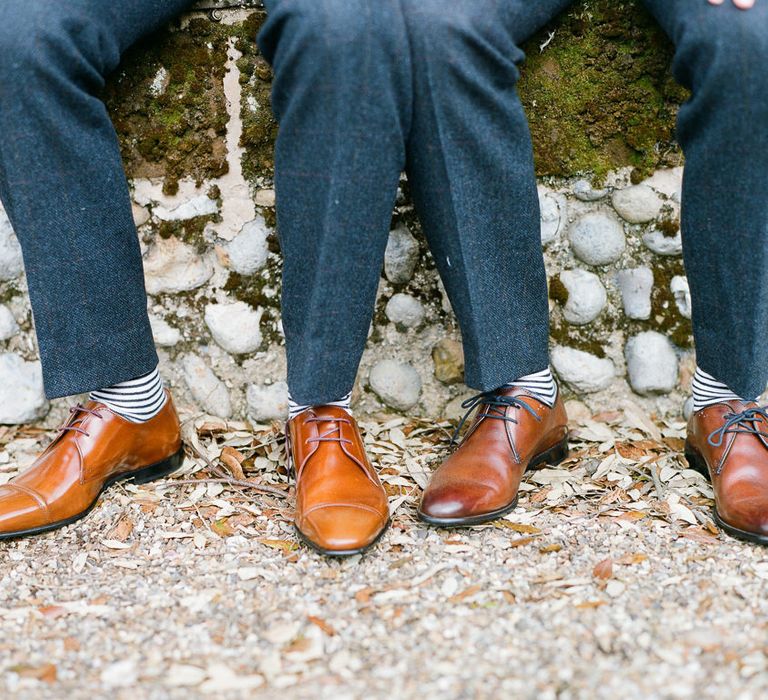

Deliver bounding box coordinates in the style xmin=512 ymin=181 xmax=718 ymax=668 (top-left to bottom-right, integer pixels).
xmin=220 ymin=446 xmax=246 ymax=480
xmin=107 ymin=516 xmax=134 ymax=542
xmin=12 ymin=664 xmax=57 ymax=683
xmin=211 ymin=518 xmax=235 ymax=538
xmin=497 ymin=522 xmax=542 ymax=534
xmin=307 ymin=615 xmax=337 ymax=636
xmin=355 ymin=587 xmax=376 ymax=604
xmin=38 ymin=605 xmax=69 ymax=619
xmin=539 ymin=543 xmax=562 ymax=554
xmin=615 ymin=511 xmax=647 ymax=522
xmin=681 ymin=526 xmax=719 ymax=544
xmin=592 ymin=558 xmax=614 ymax=580
xmin=258 ymin=539 xmax=298 ymax=553
xmin=614 ymin=553 xmax=648 ymax=565
xmin=448 ymin=584 xmax=482 ymax=604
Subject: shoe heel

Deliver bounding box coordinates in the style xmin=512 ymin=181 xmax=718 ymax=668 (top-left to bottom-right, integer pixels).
xmin=529 ymin=434 xmax=569 ymax=470
xmin=129 ymin=447 xmax=185 ymax=485
xmin=684 ymin=441 xmax=710 ymax=481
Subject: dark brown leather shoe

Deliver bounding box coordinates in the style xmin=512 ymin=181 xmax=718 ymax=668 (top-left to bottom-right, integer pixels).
xmin=686 ymin=400 xmax=768 ymax=545
xmin=286 ymin=406 xmax=389 ymax=556
xmin=418 ymin=386 xmax=569 ymax=526
xmin=0 ymin=390 xmax=183 ymax=539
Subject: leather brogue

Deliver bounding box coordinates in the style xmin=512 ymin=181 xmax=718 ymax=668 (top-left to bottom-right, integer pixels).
xmin=0 ymin=390 xmax=183 ymax=540
xmin=686 ymin=400 xmax=768 ymax=545
xmin=418 ymin=386 xmax=569 ymax=526
xmin=286 ymin=406 xmax=389 ymax=556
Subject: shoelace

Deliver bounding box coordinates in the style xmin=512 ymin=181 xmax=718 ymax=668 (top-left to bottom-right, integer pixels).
xmin=706 ymin=405 xmax=768 ymax=452
xmin=451 ymin=391 xmax=541 ymax=446
xmin=57 ymin=405 xmax=104 ymax=438
xmin=305 ymin=415 xmax=353 ymax=447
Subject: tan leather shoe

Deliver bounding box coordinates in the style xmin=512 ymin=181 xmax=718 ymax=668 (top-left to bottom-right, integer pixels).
xmin=0 ymin=390 xmax=183 ymax=540
xmin=686 ymin=400 xmax=768 ymax=545
xmin=286 ymin=406 xmax=389 ymax=556
xmin=418 ymin=386 xmax=569 ymax=526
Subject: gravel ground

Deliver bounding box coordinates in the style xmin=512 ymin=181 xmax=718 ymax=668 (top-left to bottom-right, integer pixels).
xmin=0 ymin=398 xmax=767 ymax=700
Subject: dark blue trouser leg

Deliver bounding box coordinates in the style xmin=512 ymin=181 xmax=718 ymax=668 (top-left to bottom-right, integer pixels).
xmin=644 ymin=0 xmax=768 ymax=399
xmin=0 ymin=1 xmax=194 ymax=399
xmin=258 ymin=0 xmax=412 ymax=405
xmin=401 ymin=0 xmax=573 ymax=391
xmin=259 ymin=0 xmax=572 ymax=402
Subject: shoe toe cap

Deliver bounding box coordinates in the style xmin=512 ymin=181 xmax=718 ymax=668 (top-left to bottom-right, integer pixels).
xmin=0 ymin=488 xmax=47 ymax=535
xmin=419 ymin=481 xmax=498 ymax=521
xmin=299 ymin=505 xmax=387 ymax=553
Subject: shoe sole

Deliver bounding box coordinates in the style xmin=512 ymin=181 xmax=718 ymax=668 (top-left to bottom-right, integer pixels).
xmin=293 ymin=518 xmax=391 ymax=558
xmin=0 ymin=447 xmax=185 ymax=542
xmin=684 ymin=441 xmax=768 ymax=546
xmin=417 ymin=434 xmax=570 ymax=527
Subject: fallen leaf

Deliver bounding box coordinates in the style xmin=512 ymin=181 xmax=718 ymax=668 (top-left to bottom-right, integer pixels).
xmin=508 ymin=536 xmax=537 ymax=548
xmin=220 ymin=446 xmax=246 ymax=480
xmin=12 ymin=664 xmax=57 ymax=683
xmin=355 ymin=587 xmax=376 ymax=604
xmin=575 ymin=600 xmax=607 ymax=610
xmin=307 ymin=615 xmax=336 ymax=636
xmin=592 ymin=558 xmax=614 ymax=580
xmin=615 ymin=511 xmax=647 ymax=522
xmin=614 ymin=553 xmax=648 ymax=565
xmin=448 ymin=584 xmax=482 ymax=604
xmin=539 ymin=543 xmax=562 ymax=554
xmin=38 ymin=605 xmax=69 ymax=619
xmin=666 ymin=494 xmax=698 ymax=525
xmin=211 ymin=518 xmax=235 ymax=537
xmin=197 ymin=419 xmax=229 ymax=435
xmin=258 ymin=539 xmax=298 ymax=553
xmin=681 ymin=526 xmax=719 ymax=544
xmin=107 ymin=516 xmax=134 ymax=542
xmin=497 ymin=522 xmax=542 ymax=534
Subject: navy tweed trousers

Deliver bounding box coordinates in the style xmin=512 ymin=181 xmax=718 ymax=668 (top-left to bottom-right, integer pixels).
xmin=0 ymin=0 xmax=767 ymax=403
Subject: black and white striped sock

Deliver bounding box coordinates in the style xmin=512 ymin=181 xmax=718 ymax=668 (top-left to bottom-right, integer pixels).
xmin=288 ymin=391 xmax=352 ymax=420
xmin=502 ymin=368 xmax=558 ymax=407
xmin=691 ymin=366 xmax=751 ymax=412
xmin=90 ymin=366 xmax=167 ymax=423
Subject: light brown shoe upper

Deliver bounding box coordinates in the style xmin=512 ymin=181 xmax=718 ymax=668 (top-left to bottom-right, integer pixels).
xmin=419 ymin=386 xmax=569 ymax=525
xmin=686 ymin=400 xmax=768 ymax=538
xmin=287 ymin=406 xmax=389 ymax=554
xmin=0 ymin=390 xmax=182 ymax=537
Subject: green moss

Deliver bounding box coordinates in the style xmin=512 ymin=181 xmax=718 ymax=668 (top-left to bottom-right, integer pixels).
xmin=104 ymin=4 xmax=686 ymax=188
xmin=548 ymin=274 xmax=569 ymax=306
xmin=520 ymin=0 xmax=687 ymax=180
xmin=648 ymin=258 xmax=692 ymax=348
xmin=657 ymin=218 xmax=680 ymax=238
xmin=103 ymin=17 xmax=230 ymax=189
xmin=157 ymin=215 xmax=216 ymax=254
xmin=549 ymin=318 xmax=608 ymax=358
xmin=0 ymin=284 xmax=19 ymax=305
xmin=233 ymin=12 xmax=279 ymax=184
xmin=222 ymin=261 xmax=283 ymax=345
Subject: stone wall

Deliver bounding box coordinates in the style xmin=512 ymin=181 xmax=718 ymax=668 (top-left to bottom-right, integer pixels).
xmin=0 ymin=2 xmax=698 ymax=426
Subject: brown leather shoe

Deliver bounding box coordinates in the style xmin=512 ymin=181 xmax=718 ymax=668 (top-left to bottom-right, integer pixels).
xmin=686 ymin=400 xmax=768 ymax=545
xmin=418 ymin=386 xmax=569 ymax=526
xmin=0 ymin=390 xmax=183 ymax=540
xmin=286 ymin=406 xmax=389 ymax=556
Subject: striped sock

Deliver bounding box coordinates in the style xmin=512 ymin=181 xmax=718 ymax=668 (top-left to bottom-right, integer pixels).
xmin=90 ymin=366 xmax=167 ymax=423
xmin=502 ymin=368 xmax=558 ymax=407
xmin=288 ymin=391 xmax=352 ymax=420
xmin=691 ymin=366 xmax=751 ymax=412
